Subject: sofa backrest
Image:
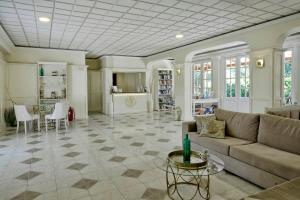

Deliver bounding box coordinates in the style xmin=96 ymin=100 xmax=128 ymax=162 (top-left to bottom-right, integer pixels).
xmin=258 ymin=114 xmax=300 ymax=155
xmin=214 ymin=108 xmax=260 ymax=142
xmin=265 ymin=106 xmax=300 ymax=120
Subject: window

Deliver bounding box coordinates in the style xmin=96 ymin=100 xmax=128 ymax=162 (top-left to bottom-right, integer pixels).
xmin=225 ymin=56 xmax=250 ymax=98
xmin=203 ymin=62 xmax=213 ymax=98
xmin=240 ymin=57 xmax=250 ymax=97
xmin=192 ymin=61 xmax=213 ymax=98
xmin=283 ymin=50 xmax=293 ymax=104
xmin=225 ymin=58 xmax=236 ymax=97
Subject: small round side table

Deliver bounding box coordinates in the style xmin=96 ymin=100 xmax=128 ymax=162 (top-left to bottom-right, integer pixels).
xmin=154 ymin=150 xmax=224 ymax=200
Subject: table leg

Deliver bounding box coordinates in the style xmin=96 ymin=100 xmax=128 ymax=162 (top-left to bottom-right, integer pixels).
xmin=165 ymin=163 xmax=210 ymax=200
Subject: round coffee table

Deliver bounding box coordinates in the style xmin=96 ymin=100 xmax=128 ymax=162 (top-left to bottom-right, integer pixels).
xmin=154 ymin=150 xmax=224 ymax=200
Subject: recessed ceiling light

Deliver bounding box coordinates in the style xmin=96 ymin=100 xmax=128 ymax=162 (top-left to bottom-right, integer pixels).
xmin=39 ymin=17 xmax=50 ymax=22
xmin=176 ymin=34 xmax=183 ymax=39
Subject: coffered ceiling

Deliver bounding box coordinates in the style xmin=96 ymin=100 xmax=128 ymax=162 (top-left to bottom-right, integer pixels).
xmin=0 ymin=0 xmax=299 ymax=58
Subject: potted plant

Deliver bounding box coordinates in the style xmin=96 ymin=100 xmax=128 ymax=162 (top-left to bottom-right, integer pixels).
xmin=4 ymin=107 xmax=16 ymax=127
xmin=4 ymin=86 xmax=17 ymax=127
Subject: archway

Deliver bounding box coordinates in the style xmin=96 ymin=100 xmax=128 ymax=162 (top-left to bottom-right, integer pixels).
xmin=184 ymin=41 xmax=250 ymax=116
xmin=280 ymin=27 xmax=300 ymax=105
xmin=146 ymin=59 xmax=175 ymax=111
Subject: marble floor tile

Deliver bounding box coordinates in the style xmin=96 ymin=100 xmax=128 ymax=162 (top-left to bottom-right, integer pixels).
xmin=72 ymin=178 xmax=98 ymax=190
xmin=0 ymin=112 xmax=262 ymax=200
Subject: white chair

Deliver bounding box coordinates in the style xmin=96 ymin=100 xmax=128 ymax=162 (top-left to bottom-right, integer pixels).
xmin=14 ymin=105 xmax=40 ymax=134
xmin=45 ymin=102 xmax=69 ymax=133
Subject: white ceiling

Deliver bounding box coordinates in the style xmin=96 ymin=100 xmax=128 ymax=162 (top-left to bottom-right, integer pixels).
xmin=0 ymin=0 xmax=299 ymax=58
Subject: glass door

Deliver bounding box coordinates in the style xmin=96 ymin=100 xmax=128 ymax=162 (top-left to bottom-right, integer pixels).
xmin=192 ymin=61 xmax=216 ymax=115
xmin=223 ymin=55 xmax=250 ymax=112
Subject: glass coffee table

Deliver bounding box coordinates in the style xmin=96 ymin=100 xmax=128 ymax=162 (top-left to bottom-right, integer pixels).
xmin=154 ymin=150 xmax=224 ymax=200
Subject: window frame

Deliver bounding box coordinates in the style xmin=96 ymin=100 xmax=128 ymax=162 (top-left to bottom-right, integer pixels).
xmin=192 ymin=60 xmax=213 ymax=99
xmin=282 ymin=49 xmax=293 ymax=105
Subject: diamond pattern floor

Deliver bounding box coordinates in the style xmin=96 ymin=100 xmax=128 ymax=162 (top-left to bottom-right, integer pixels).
xmin=0 ymin=112 xmax=261 ymax=200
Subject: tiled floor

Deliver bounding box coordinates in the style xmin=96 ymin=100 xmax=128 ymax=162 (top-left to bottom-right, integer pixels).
xmin=0 ymin=112 xmax=261 ymax=200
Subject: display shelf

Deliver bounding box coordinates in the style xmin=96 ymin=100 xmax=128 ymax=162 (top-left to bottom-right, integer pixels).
xmin=192 ymin=98 xmax=219 ymax=116
xmin=38 ymin=62 xmax=67 ymax=127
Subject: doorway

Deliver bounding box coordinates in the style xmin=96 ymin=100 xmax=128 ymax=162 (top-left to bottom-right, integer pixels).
xmin=87 ymin=70 xmax=102 ymax=113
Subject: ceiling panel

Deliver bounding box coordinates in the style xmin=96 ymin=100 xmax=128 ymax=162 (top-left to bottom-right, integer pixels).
xmin=0 ymin=0 xmax=299 ymax=58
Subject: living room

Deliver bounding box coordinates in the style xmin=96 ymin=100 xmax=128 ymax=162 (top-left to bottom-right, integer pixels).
xmin=0 ymin=0 xmax=300 ymax=200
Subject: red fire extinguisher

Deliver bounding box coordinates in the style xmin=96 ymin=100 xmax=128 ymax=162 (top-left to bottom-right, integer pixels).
xmin=68 ymin=107 xmax=75 ymax=122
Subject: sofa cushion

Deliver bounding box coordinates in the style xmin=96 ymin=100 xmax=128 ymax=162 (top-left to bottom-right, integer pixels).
xmin=194 ymin=114 xmax=216 ymax=134
xmin=199 ymin=119 xmax=225 ymax=139
xmin=258 ymin=114 xmax=300 ymax=155
xmin=214 ymin=109 xmax=260 ymax=142
xmin=191 ymin=136 xmax=252 ymax=155
xmin=230 ymin=143 xmax=300 ymax=180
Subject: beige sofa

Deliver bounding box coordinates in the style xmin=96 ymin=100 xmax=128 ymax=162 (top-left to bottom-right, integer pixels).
xmin=182 ymin=108 xmax=300 ymax=188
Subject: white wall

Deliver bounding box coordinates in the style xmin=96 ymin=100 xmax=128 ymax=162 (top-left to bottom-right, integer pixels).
xmin=0 ymin=52 xmax=6 ymax=128
xmin=6 ymin=63 xmax=37 ymax=105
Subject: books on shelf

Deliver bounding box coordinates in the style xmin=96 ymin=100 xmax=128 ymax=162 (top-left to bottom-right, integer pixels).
xmin=158 ymin=69 xmax=174 ymax=110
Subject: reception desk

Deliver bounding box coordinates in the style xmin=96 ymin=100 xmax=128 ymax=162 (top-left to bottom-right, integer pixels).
xmin=112 ymin=93 xmax=149 ymax=114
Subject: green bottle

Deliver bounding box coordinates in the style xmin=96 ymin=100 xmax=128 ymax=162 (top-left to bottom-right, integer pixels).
xmin=40 ymin=66 xmax=44 ymax=76
xmin=183 ymin=134 xmax=191 ymax=162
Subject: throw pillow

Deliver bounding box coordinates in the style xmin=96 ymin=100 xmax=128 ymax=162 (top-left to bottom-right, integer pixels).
xmin=199 ymin=119 xmax=225 ymax=139
xmin=194 ymin=114 xmax=216 ymax=134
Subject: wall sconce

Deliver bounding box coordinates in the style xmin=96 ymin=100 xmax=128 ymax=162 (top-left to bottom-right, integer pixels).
xmin=256 ymin=58 xmax=265 ymax=68
xmin=176 ymin=68 xmax=181 ymax=75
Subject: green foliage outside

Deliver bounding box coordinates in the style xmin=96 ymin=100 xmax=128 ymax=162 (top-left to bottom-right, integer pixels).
xmin=284 ymin=62 xmax=292 ymax=103
xmin=226 ymin=82 xmax=250 ymax=97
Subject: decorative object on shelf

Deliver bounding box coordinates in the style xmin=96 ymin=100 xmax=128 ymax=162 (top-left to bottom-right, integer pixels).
xmin=51 ymin=91 xmax=57 ymax=99
xmin=52 ymin=71 xmax=58 ymax=76
xmin=39 ymin=65 xmax=44 ymax=76
xmin=256 ymin=58 xmax=265 ymax=68
xmin=175 ymin=106 xmax=182 ymax=121
xmin=193 ymin=98 xmax=219 ymax=116
xmin=183 ymin=134 xmax=191 ymax=162
xmin=111 ymin=86 xmax=118 ymax=93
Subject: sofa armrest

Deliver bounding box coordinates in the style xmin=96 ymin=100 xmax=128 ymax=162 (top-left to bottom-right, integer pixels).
xmin=182 ymin=121 xmax=197 ymax=134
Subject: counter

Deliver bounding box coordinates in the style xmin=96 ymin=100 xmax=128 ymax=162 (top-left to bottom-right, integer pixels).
xmin=112 ymin=93 xmax=149 ymax=114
